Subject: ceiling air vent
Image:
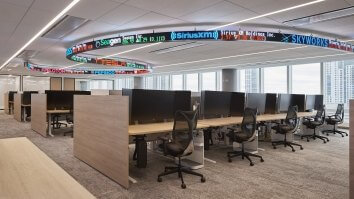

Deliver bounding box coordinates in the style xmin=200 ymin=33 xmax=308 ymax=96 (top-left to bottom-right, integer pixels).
xmin=149 ymin=42 xmax=206 ymax=55
xmin=283 ymin=6 xmax=354 ymax=27
xmin=41 ymin=15 xmax=90 ymax=39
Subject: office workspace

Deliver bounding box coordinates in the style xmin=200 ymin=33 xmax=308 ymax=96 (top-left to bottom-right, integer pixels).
xmin=0 ymin=0 xmax=353 ymax=198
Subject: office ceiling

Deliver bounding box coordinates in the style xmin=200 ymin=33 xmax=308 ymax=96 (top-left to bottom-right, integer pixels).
xmin=1 ymin=0 xmax=354 ymax=77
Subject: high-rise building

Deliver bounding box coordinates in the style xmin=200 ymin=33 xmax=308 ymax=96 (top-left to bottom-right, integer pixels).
xmin=244 ymin=68 xmax=260 ymax=93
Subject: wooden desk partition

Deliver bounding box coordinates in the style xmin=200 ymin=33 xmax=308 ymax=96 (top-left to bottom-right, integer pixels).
xmin=350 ymin=100 xmax=353 ymax=199
xmin=0 ymin=137 xmax=95 ymax=199
xmin=74 ymin=95 xmax=129 ymax=189
xmin=14 ymin=93 xmax=22 ymax=122
xmin=3 ymin=93 xmax=9 ymax=114
xmin=31 ymin=94 xmax=47 ymax=137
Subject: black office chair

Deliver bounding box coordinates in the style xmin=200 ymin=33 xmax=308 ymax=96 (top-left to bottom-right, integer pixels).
xmin=157 ymin=109 xmax=205 ymax=189
xmin=64 ymin=111 xmax=74 ymax=137
xmin=272 ymin=106 xmax=303 ymax=152
xmin=322 ymin=104 xmax=347 ymax=137
xmin=226 ymin=108 xmax=264 ymax=166
xmin=301 ymin=106 xmax=329 ymax=143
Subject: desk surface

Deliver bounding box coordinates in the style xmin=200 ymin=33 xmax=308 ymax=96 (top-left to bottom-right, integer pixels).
xmin=0 ymin=137 xmax=95 ymax=199
xmin=128 ymin=112 xmax=315 ymax=135
xmin=129 ymin=122 xmax=209 ymax=136
xmin=47 ymin=110 xmax=71 ymax=114
xmin=199 ymin=112 xmax=316 ymax=127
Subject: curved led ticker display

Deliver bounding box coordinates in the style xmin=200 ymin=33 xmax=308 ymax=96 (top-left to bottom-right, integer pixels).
xmin=24 ymin=62 xmax=151 ymax=75
xmin=67 ymin=30 xmax=354 ymax=62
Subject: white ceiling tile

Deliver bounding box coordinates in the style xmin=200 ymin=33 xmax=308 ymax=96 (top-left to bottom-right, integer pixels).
xmin=31 ymin=0 xmax=72 ymax=13
xmin=117 ymin=12 xmax=175 ymax=30
xmin=179 ymin=1 xmax=246 ymax=23
xmin=0 ymin=0 xmax=33 ymax=7
xmin=0 ymin=2 xmax=27 ymax=23
xmin=125 ymin=0 xmax=222 ymax=18
xmin=67 ymin=0 xmax=121 ymax=20
xmin=97 ymin=4 xmax=149 ymax=26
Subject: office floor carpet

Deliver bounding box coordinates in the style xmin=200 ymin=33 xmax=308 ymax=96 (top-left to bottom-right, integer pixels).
xmin=0 ymin=112 xmax=349 ymax=199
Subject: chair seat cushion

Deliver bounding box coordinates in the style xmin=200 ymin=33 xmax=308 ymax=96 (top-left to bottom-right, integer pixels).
xmin=272 ymin=124 xmax=293 ymax=134
xmin=226 ymin=131 xmax=250 ymax=143
xmin=166 ymin=142 xmax=184 ymax=157
xmin=326 ymin=118 xmax=340 ymax=123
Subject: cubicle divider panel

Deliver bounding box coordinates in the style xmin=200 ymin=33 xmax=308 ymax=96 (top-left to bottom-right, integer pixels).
xmin=31 ymin=94 xmax=47 ymax=137
xmin=91 ymin=89 xmax=110 ymax=95
xmin=350 ymin=100 xmax=354 ymax=199
xmin=4 ymin=93 xmax=9 ymax=114
xmin=14 ymin=94 xmax=22 ymax=122
xmin=74 ymin=95 xmax=129 ymax=189
xmin=109 ymin=90 xmax=122 ymax=95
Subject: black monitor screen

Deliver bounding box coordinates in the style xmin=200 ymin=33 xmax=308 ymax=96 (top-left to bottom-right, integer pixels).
xmin=8 ymin=91 xmax=17 ymax=102
xmin=315 ymin=95 xmax=324 ymax=110
xmin=45 ymin=90 xmax=90 ymax=110
xmin=246 ymin=93 xmax=266 ymax=115
xmin=201 ymin=91 xmax=231 ymax=119
xmin=291 ymin=94 xmax=306 ymax=112
xmin=22 ymin=91 xmax=38 ymax=105
xmin=306 ymin=95 xmax=316 ymax=110
xmin=278 ymin=94 xmax=291 ymax=113
xmin=265 ymin=93 xmax=277 ymax=114
xmin=230 ymin=92 xmax=245 ymax=116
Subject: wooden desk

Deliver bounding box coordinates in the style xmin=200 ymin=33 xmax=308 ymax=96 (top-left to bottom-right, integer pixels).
xmin=199 ymin=112 xmax=316 ymax=127
xmin=47 ymin=110 xmax=71 ymax=137
xmin=129 ymin=122 xmax=209 ymax=136
xmin=0 ymin=137 xmax=95 ymax=199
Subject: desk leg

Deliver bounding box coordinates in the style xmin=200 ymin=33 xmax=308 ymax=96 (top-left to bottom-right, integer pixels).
xmin=133 ymin=135 xmax=147 ymax=168
xmin=48 ymin=113 xmax=54 ymax=137
xmin=129 ymin=176 xmax=138 ymax=184
xmin=23 ymin=107 xmax=26 ymax=122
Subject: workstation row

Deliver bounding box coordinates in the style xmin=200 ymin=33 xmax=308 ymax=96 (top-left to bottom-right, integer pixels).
xmin=70 ymin=88 xmax=343 ymax=189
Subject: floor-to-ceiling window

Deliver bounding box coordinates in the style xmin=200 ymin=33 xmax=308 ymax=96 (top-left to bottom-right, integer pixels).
xmin=144 ymin=76 xmax=154 ymax=89
xmin=202 ymin=72 xmax=216 ymax=91
xmin=324 ymin=60 xmax=354 ymax=123
xmin=239 ymin=68 xmax=259 ymax=92
xmin=263 ymin=66 xmax=287 ymax=93
xmin=186 ymin=73 xmax=199 ymax=92
xmin=156 ymin=75 xmax=170 ymax=90
xmin=171 ymin=74 xmax=183 ymax=90
xmin=0 ymin=75 xmax=20 ymax=109
xmin=292 ymin=63 xmax=321 ymax=94
xmin=115 ymin=78 xmax=134 ymax=89
xmin=89 ymin=80 xmax=113 ymax=90
xmin=23 ymin=76 xmax=50 ymax=91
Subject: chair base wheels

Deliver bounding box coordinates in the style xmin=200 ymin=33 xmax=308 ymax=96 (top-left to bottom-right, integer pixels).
xmin=181 ymin=183 xmax=186 ymax=189
xmin=201 ymin=176 xmax=206 ymax=183
xmin=227 ymin=150 xmax=264 ymax=166
xmin=157 ymin=177 xmax=162 ymax=182
xmin=272 ymin=141 xmax=303 ymax=152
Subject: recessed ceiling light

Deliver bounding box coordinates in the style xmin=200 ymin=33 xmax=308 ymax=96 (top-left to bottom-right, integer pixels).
xmin=0 ymin=0 xmax=81 ymax=70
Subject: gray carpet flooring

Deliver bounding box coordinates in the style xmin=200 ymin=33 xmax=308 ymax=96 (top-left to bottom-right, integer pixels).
xmin=0 ymin=112 xmax=349 ymax=199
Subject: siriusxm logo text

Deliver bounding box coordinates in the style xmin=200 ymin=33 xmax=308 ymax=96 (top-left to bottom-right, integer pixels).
xmin=171 ymin=31 xmax=218 ymax=41
xmin=291 ymin=35 xmax=329 ymax=47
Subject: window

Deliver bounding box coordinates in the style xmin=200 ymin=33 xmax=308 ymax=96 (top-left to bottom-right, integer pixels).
xmin=23 ymin=76 xmax=49 ymax=91
xmin=171 ymin=74 xmax=183 ymax=90
xmin=156 ymin=75 xmax=170 ymax=90
xmin=239 ymin=69 xmax=259 ymax=92
xmin=89 ymin=80 xmax=113 ymax=90
xmin=292 ymin=63 xmax=321 ymax=94
xmin=202 ymin=72 xmax=216 ymax=91
xmin=186 ymin=73 xmax=199 ymax=92
xmin=263 ymin=66 xmax=287 ymax=93
xmin=75 ymin=79 xmax=90 ymax=91
xmin=115 ymin=78 xmax=134 ymax=89
xmin=144 ymin=76 xmax=154 ymax=89
xmin=0 ymin=75 xmax=20 ymax=109
xmin=324 ymin=60 xmax=354 ymax=122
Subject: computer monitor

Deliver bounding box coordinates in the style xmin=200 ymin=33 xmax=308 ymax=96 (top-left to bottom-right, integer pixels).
xmin=278 ymin=93 xmax=291 ymax=113
xmin=291 ymin=94 xmax=306 ymax=112
xmin=305 ymin=95 xmax=316 ymax=111
xmin=45 ymin=90 xmax=90 ymax=110
xmin=200 ymin=91 xmax=231 ymax=119
xmin=246 ymin=93 xmax=266 ymax=115
xmin=315 ymin=95 xmax=324 ymax=110
xmin=8 ymin=91 xmax=17 ymax=102
xmin=230 ymin=92 xmax=245 ymax=116
xmin=173 ymin=90 xmax=191 ymax=113
xmin=22 ymin=91 xmax=38 ymax=105
xmin=265 ymin=93 xmax=277 ymax=114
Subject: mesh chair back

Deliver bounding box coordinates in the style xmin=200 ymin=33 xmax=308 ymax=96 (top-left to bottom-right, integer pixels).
xmin=241 ymin=108 xmax=258 ymax=140
xmin=285 ymin=106 xmax=299 ymax=132
xmin=315 ymin=105 xmax=325 ymax=124
xmin=172 ymin=108 xmax=198 ymax=156
xmin=335 ymin=104 xmax=344 ymax=122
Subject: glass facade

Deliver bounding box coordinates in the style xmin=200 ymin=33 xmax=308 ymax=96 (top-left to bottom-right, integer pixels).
xmin=263 ymin=66 xmax=287 ymax=93
xmin=186 ymin=73 xmax=199 ymax=92
xmin=171 ymin=74 xmax=183 ymax=90
xmin=239 ymin=69 xmax=260 ymax=92
xmin=292 ymin=63 xmax=321 ymax=94
xmin=0 ymin=75 xmax=20 ymax=109
xmin=202 ymin=72 xmax=216 ymax=91
xmin=23 ymin=76 xmax=49 ymax=91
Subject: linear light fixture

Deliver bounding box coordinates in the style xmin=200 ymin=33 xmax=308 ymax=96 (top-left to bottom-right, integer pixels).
xmin=208 ymin=0 xmax=326 ymax=30
xmin=61 ymin=42 xmax=162 ymax=69
xmin=154 ymin=52 xmax=348 ymax=74
xmin=155 ymin=46 xmax=307 ymax=68
xmin=0 ymin=0 xmax=81 ymax=70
